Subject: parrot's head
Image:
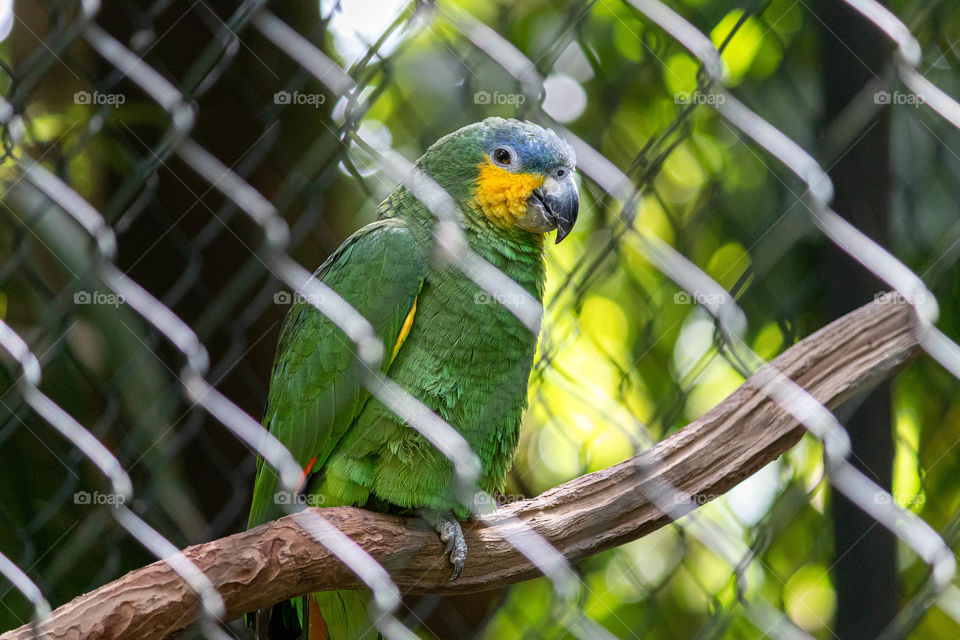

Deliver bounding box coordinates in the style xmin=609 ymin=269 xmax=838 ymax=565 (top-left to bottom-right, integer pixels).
xmin=418 ymin=117 xmax=579 ymax=243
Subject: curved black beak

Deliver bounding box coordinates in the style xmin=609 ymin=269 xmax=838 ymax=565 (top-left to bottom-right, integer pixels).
xmin=531 ymin=176 xmax=579 ymax=243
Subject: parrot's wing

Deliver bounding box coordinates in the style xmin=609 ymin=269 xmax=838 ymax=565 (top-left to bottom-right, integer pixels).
xmin=247 ymin=217 xmax=428 ymax=527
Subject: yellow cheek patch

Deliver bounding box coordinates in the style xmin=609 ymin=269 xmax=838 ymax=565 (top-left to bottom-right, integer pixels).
xmin=472 ymin=159 xmax=544 ymax=226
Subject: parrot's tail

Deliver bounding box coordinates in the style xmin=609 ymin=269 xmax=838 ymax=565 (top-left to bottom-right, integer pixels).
xmin=249 ymin=592 xmax=379 ymax=640
xmin=250 ymin=598 xmax=305 ymax=640
xmin=311 ymin=590 xmax=381 ymax=640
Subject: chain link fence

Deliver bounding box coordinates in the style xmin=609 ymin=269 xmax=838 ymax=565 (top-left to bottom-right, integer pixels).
xmin=2 ymin=0 xmax=960 ymax=638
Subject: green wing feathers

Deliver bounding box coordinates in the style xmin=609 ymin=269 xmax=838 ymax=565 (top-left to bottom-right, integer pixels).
xmin=247 ymin=218 xmax=427 ymax=529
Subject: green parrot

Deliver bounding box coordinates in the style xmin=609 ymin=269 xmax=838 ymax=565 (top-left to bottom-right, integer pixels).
xmin=247 ymin=117 xmax=578 ymax=640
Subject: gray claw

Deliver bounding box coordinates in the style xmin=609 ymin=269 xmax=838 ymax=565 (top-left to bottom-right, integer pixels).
xmin=434 ymin=513 xmax=467 ymax=581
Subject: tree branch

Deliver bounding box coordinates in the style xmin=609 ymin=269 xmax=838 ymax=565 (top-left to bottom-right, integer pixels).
xmin=1 ymin=298 xmax=921 ymax=640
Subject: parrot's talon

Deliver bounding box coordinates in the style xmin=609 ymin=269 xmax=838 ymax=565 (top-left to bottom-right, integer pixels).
xmin=450 ymin=553 xmax=464 ymax=581
xmin=434 ymin=513 xmax=467 ymax=581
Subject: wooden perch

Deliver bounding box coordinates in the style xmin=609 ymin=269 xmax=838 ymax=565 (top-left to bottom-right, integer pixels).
xmin=1 ymin=298 xmax=921 ymax=640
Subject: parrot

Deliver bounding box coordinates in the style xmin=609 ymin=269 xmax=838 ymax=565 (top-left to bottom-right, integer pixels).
xmin=247 ymin=117 xmax=579 ymax=640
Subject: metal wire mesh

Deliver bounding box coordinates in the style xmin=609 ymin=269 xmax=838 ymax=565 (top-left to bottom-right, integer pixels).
xmin=2 ymin=0 xmax=960 ymax=638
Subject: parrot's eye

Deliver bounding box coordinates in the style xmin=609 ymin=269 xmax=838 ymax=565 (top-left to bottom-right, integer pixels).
xmin=493 ymin=147 xmax=513 ymax=166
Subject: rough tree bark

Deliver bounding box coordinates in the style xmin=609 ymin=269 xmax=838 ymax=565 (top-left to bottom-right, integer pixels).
xmin=0 ymin=298 xmax=922 ymax=640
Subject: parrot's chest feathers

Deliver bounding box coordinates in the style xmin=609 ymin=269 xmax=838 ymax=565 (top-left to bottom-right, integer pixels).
xmin=398 ymin=261 xmax=541 ymax=416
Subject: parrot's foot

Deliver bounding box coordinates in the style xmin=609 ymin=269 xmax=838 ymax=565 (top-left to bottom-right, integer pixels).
xmin=434 ymin=512 xmax=467 ymax=581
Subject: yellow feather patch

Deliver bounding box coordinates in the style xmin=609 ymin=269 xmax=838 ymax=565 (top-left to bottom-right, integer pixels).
xmin=392 ymin=296 xmax=417 ymax=361
xmin=472 ymin=158 xmax=544 ymax=226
